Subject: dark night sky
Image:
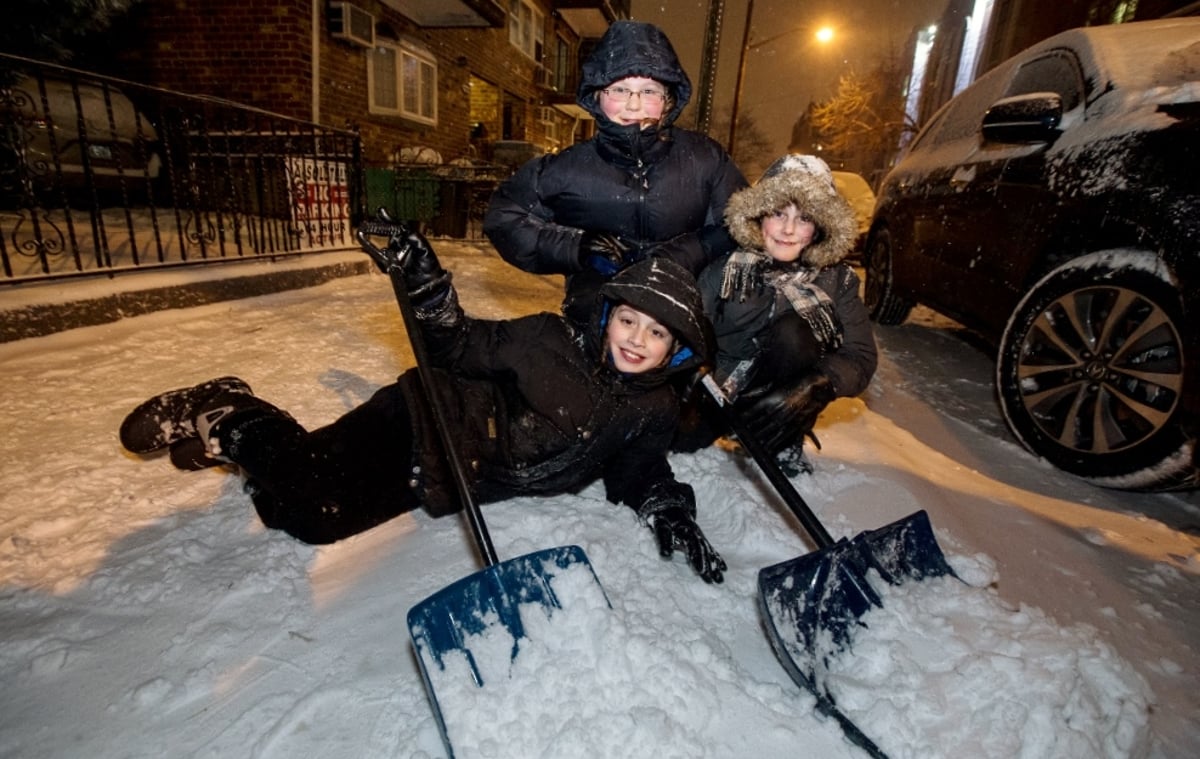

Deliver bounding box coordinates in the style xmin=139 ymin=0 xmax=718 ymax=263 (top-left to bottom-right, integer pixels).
xmin=630 ymin=0 xmax=950 ymax=166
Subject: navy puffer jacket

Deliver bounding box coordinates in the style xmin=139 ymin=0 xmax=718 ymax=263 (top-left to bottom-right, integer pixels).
xmin=483 ymin=21 xmax=747 ymax=318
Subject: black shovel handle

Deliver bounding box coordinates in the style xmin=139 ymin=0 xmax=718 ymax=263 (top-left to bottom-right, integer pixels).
xmin=357 ymin=216 xmax=500 ymax=568
xmin=698 ymin=372 xmax=835 ymax=549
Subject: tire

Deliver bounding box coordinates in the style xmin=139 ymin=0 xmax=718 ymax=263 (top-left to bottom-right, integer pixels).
xmin=996 ymin=251 xmax=1195 ymax=490
xmin=863 ymin=226 xmax=914 ymax=325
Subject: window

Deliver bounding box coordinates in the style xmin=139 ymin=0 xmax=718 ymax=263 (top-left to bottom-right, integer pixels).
xmin=1005 ymin=53 xmax=1083 ymax=111
xmin=508 ymin=0 xmax=544 ymax=61
xmin=368 ymin=40 xmax=437 ymax=124
xmin=553 ymin=35 xmax=571 ymax=93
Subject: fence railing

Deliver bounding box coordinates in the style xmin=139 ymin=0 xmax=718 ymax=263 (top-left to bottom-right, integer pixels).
xmin=365 ymin=161 xmax=507 ymax=242
xmin=0 ymin=54 xmax=365 ymax=283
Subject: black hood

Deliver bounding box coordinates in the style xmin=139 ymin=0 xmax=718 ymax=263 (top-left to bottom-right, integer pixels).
xmin=591 ymin=258 xmax=712 ymax=383
xmin=577 ymin=20 xmax=692 ymax=127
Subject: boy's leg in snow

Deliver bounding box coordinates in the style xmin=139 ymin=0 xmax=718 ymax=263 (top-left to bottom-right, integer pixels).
xmin=121 ymin=379 xmax=418 ymax=543
xmin=218 ymin=383 xmax=420 ymax=544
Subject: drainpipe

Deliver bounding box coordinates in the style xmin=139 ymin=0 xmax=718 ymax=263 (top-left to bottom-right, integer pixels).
xmin=312 ymin=0 xmax=321 ymax=123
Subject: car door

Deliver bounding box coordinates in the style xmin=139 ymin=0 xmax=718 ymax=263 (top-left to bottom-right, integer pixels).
xmin=984 ymin=51 xmax=1087 ymax=324
xmin=895 ymin=68 xmax=1019 ymax=329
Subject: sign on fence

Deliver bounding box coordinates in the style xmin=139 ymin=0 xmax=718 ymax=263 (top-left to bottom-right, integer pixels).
xmin=285 ymin=157 xmax=351 ymax=246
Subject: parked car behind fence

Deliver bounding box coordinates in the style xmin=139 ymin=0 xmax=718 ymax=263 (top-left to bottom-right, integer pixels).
xmin=0 ymin=54 xmax=365 ymax=282
xmin=1 ymin=71 xmax=161 ymax=203
xmin=863 ymin=18 xmax=1200 ymax=492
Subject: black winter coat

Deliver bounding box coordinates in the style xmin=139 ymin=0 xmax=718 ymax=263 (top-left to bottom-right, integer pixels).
xmin=402 ymin=266 xmax=708 ymax=519
xmin=698 ymin=259 xmax=878 ymax=400
xmin=483 ymin=21 xmax=746 ymax=315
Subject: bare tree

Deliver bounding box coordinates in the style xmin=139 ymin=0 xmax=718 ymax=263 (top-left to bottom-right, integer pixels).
xmin=706 ymin=107 xmax=774 ymax=180
xmin=2 ymin=0 xmax=140 ymax=70
xmin=808 ymin=64 xmax=916 ymax=177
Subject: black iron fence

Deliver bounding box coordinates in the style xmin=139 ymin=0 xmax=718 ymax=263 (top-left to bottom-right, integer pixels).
xmin=0 ymin=54 xmax=365 ymax=283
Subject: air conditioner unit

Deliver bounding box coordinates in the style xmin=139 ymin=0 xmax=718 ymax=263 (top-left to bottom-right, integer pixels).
xmin=535 ymin=65 xmax=555 ymax=90
xmin=329 ymin=2 xmax=375 ymax=48
xmin=538 ymin=106 xmax=556 ymax=124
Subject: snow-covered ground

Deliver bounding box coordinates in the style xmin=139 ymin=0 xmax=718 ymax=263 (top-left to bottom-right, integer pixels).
xmin=1 ymin=241 xmax=1196 ymax=759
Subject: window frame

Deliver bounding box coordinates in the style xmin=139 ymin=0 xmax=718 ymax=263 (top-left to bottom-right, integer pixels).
xmin=508 ymin=0 xmax=545 ymax=61
xmin=367 ymin=38 xmax=438 ymax=125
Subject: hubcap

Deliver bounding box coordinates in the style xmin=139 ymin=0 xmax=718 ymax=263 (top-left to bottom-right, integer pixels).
xmin=1015 ymin=285 xmax=1183 ymax=454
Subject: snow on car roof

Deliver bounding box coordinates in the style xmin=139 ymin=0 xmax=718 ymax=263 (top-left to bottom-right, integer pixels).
xmin=1032 ymin=18 xmax=1200 ymax=94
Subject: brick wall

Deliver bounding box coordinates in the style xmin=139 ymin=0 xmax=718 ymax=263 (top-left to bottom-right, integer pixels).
xmin=108 ymin=0 xmax=570 ymax=168
xmin=114 ymin=0 xmax=315 ymax=119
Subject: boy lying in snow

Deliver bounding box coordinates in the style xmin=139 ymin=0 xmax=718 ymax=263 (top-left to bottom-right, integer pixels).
xmin=119 ymin=232 xmax=726 ymax=583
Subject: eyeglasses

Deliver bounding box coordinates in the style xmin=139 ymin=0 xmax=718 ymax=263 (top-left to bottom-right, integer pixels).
xmin=601 ymin=86 xmax=668 ymax=104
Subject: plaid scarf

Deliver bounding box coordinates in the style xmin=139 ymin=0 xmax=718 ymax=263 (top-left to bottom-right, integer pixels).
xmin=718 ymin=251 xmax=844 ymax=384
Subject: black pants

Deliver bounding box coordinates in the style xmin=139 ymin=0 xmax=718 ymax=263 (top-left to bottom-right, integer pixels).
xmin=222 ymin=384 xmax=419 ymax=544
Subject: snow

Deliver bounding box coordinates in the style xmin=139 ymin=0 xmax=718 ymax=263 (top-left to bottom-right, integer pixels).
xmin=1 ymin=240 xmax=1197 ymax=759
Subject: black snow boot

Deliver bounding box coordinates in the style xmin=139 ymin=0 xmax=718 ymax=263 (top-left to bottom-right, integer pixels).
xmin=119 ymin=376 xmax=254 ymax=454
xmin=167 ymin=437 xmax=223 ymax=471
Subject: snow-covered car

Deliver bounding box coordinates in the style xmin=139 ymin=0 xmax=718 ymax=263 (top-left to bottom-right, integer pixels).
xmin=1 ymin=71 xmax=161 ymax=200
xmin=863 ymin=18 xmax=1200 ymax=491
xmin=831 ymin=170 xmax=875 ymax=256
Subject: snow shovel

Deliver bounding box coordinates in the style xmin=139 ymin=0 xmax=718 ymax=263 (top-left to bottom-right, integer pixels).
xmin=698 ymin=372 xmax=955 ymax=759
xmin=357 ymin=212 xmax=610 ymax=758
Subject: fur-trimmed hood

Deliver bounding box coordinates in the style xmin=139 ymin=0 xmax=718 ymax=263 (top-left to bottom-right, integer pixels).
xmin=724 ymin=154 xmax=857 ymax=269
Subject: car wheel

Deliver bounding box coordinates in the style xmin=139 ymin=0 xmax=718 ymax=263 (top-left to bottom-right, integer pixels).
xmin=997 ymin=251 xmax=1195 ymax=490
xmin=864 ymin=226 xmax=913 ymax=325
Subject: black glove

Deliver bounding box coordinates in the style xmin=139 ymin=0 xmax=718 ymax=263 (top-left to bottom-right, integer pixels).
xmin=579 ymin=231 xmax=631 ymax=276
xmin=645 ymin=505 xmax=726 ymax=583
xmin=635 ymin=481 xmax=726 ymax=584
xmin=740 ymin=372 xmax=836 ymax=454
xmin=400 ymin=228 xmax=450 ymax=305
xmin=643 ymin=233 xmax=701 ymax=273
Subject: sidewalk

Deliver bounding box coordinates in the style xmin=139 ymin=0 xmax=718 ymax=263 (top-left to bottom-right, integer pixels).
xmin=0 ymin=248 xmax=373 ymax=343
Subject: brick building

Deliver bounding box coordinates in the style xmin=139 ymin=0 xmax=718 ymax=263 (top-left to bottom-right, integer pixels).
xmin=106 ymin=0 xmax=629 ymax=169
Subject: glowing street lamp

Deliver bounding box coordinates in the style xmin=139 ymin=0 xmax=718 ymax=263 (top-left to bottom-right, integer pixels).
xmin=727 ymin=0 xmax=836 ymax=158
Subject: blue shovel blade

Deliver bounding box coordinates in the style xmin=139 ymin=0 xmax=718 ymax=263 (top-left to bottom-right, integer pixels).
xmin=407 ymin=545 xmax=609 ymax=758
xmin=758 ymin=510 xmax=955 ymax=759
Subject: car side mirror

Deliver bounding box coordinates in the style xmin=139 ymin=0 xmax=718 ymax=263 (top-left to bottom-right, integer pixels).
xmin=981 ymin=93 xmax=1063 ymax=144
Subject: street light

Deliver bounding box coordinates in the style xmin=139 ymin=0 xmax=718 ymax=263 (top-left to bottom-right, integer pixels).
xmin=727 ymin=0 xmax=835 ymax=158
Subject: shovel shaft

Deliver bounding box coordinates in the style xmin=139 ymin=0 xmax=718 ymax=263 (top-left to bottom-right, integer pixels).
xmin=357 ymin=223 xmax=499 ymax=567
xmin=699 ymin=374 xmax=835 ymax=549
xmin=389 ymin=266 xmax=500 ymax=567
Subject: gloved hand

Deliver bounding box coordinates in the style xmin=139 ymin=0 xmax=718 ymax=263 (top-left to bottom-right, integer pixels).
xmin=645 ymin=505 xmax=726 ymax=583
xmin=578 ymin=231 xmax=631 ymax=276
xmin=400 ymin=228 xmax=450 ymax=305
xmin=740 ymin=372 xmax=836 ymax=454
xmin=643 ymin=233 xmax=701 ymax=273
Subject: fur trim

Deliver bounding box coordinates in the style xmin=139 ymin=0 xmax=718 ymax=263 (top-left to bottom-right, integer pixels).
xmin=724 ymin=158 xmax=857 ymax=269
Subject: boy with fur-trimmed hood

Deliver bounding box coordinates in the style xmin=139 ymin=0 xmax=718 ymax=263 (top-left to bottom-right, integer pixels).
xmin=676 ymin=155 xmax=878 ymax=467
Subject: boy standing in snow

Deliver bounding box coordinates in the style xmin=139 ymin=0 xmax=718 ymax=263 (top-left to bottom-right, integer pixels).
xmin=484 ymin=20 xmax=746 ymax=327
xmin=118 ymin=231 xmax=726 ymax=583
xmin=676 ymin=155 xmax=878 ymax=471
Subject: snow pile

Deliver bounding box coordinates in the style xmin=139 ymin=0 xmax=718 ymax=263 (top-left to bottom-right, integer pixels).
xmin=823 ymin=563 xmax=1152 ymax=759
xmin=1 ymin=242 xmax=1196 ymax=759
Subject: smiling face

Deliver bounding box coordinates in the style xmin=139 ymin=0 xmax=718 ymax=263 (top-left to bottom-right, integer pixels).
xmin=598 ymin=76 xmax=668 ymax=128
xmin=760 ymin=203 xmax=817 ymax=263
xmin=605 ymin=303 xmax=677 ymax=374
